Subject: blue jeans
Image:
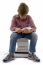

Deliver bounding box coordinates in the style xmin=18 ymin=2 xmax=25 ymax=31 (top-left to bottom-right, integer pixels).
xmin=9 ymin=32 xmax=38 ymax=53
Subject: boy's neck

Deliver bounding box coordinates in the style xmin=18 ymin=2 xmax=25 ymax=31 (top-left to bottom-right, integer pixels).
xmin=19 ymin=15 xmax=27 ymax=20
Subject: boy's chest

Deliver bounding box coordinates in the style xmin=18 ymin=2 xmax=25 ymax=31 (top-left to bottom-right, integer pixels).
xmin=16 ymin=19 xmax=30 ymax=28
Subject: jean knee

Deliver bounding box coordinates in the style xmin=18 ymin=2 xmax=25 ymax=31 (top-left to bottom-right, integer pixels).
xmin=10 ymin=32 xmax=17 ymax=39
xmin=32 ymin=32 xmax=38 ymax=40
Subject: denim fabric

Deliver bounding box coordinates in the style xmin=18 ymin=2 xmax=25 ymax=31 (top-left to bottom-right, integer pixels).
xmin=9 ymin=32 xmax=38 ymax=53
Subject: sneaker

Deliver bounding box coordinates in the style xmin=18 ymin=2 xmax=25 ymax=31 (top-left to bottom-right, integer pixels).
xmin=28 ymin=53 xmax=40 ymax=62
xmin=3 ymin=53 xmax=15 ymax=62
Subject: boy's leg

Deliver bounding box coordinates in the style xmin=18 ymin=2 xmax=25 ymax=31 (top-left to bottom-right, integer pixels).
xmin=29 ymin=32 xmax=37 ymax=53
xmin=24 ymin=32 xmax=40 ymax=62
xmin=9 ymin=32 xmax=23 ymax=53
xmin=3 ymin=32 xmax=23 ymax=62
xmin=24 ymin=32 xmax=38 ymax=53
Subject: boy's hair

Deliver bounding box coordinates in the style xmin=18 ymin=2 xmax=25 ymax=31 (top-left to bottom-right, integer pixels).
xmin=18 ymin=3 xmax=29 ymax=16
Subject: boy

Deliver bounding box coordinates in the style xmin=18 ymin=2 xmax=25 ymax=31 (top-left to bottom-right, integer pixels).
xmin=3 ymin=3 xmax=40 ymax=62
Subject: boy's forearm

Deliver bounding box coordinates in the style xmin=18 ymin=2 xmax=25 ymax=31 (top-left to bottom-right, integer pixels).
xmin=10 ymin=27 xmax=22 ymax=33
xmin=32 ymin=27 xmax=36 ymax=32
xmin=25 ymin=27 xmax=36 ymax=32
xmin=10 ymin=27 xmax=18 ymax=31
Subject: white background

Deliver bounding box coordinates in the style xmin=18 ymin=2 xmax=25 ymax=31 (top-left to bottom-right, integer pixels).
xmin=0 ymin=0 xmax=43 ymax=65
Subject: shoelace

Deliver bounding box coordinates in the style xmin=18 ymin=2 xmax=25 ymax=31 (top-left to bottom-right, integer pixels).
xmin=32 ymin=54 xmax=38 ymax=59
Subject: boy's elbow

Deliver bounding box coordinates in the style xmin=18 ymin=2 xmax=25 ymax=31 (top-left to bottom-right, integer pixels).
xmin=10 ymin=27 xmax=15 ymax=31
xmin=10 ymin=27 xmax=13 ymax=31
xmin=32 ymin=27 xmax=36 ymax=32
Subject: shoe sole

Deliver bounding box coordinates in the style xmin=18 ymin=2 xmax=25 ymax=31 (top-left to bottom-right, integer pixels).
xmin=3 ymin=58 xmax=15 ymax=63
xmin=28 ymin=57 xmax=40 ymax=62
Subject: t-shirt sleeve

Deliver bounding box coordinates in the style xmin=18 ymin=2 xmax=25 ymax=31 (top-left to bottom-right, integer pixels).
xmin=10 ymin=16 xmax=17 ymax=31
xmin=29 ymin=16 xmax=36 ymax=29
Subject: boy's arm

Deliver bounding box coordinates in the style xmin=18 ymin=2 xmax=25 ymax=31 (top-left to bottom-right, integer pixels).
xmin=28 ymin=16 xmax=36 ymax=32
xmin=10 ymin=16 xmax=22 ymax=33
xmin=10 ymin=16 xmax=18 ymax=31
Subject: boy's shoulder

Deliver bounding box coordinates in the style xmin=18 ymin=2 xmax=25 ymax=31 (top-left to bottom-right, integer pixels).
xmin=27 ymin=15 xmax=33 ymax=20
xmin=13 ymin=14 xmax=19 ymax=19
xmin=27 ymin=15 xmax=32 ymax=18
xmin=13 ymin=14 xmax=32 ymax=19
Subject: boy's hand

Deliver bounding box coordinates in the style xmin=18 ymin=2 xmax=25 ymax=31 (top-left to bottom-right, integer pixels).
xmin=15 ymin=28 xmax=22 ymax=33
xmin=21 ymin=28 xmax=33 ymax=33
xmin=21 ymin=28 xmax=29 ymax=33
xmin=25 ymin=27 xmax=36 ymax=32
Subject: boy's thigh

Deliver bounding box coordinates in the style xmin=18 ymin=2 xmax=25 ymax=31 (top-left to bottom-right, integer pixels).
xmin=10 ymin=32 xmax=23 ymax=39
xmin=24 ymin=32 xmax=37 ymax=39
